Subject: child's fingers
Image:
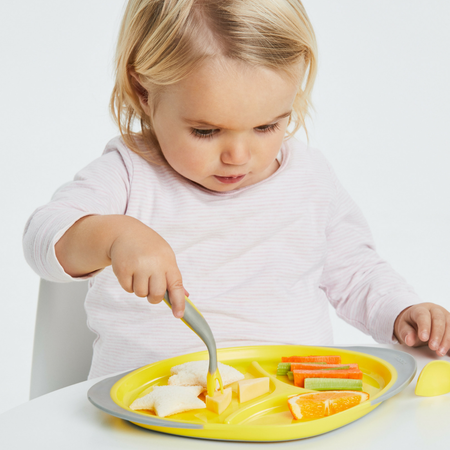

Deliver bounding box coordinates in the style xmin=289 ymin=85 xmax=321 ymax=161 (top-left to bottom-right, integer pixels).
xmin=112 ymin=263 xmax=134 ymax=293
xmin=132 ymin=272 xmax=150 ymax=298
xmin=147 ymin=275 xmax=167 ymax=305
xmin=437 ymin=321 xmax=450 ymax=356
xmin=427 ymin=307 xmax=450 ymax=356
xmin=428 ymin=307 xmax=448 ymax=351
xmin=409 ymin=305 xmax=432 ymax=342
xmin=395 ymin=303 xmax=450 ymax=355
xmin=166 ymin=269 xmax=185 ymax=319
xmin=396 ymin=319 xmax=420 ymax=347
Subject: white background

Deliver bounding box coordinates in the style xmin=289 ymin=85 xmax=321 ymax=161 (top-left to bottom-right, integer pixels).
xmin=1 ymin=0 xmax=449 ymax=414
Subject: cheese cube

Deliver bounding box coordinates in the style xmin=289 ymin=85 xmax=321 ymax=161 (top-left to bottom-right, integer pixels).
xmin=206 ymin=387 xmax=232 ymax=414
xmin=238 ymin=377 xmax=270 ymax=403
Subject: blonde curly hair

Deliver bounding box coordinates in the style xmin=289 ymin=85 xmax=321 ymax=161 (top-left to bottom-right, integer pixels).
xmin=110 ymin=0 xmax=317 ymax=164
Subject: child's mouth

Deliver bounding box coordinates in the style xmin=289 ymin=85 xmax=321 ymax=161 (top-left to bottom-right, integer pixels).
xmin=214 ymin=174 xmax=246 ymax=184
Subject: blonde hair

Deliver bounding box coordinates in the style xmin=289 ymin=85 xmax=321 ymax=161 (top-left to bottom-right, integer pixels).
xmin=111 ymin=0 xmax=317 ymax=163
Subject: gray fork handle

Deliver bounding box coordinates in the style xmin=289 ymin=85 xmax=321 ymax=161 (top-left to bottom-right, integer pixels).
xmin=164 ymin=291 xmax=218 ymax=375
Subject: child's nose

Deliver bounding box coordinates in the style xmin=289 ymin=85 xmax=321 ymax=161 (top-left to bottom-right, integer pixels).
xmin=220 ymin=142 xmax=251 ymax=166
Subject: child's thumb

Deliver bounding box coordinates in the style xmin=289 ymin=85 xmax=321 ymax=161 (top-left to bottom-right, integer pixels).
xmin=166 ymin=274 xmax=185 ymax=319
xmin=395 ymin=313 xmax=422 ymax=347
xmin=398 ymin=324 xmax=420 ymax=347
xmin=394 ymin=306 xmax=417 ymax=346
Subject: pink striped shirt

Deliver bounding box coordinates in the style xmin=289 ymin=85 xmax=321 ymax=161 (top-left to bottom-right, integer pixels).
xmin=23 ymin=136 xmax=421 ymax=378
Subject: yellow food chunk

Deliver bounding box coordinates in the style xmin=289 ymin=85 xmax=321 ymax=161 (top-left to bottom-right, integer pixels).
xmin=206 ymin=387 xmax=232 ymax=414
xmin=238 ymin=377 xmax=270 ymax=403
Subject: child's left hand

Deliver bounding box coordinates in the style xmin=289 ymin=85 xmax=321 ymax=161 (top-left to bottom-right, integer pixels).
xmin=394 ymin=303 xmax=450 ymax=356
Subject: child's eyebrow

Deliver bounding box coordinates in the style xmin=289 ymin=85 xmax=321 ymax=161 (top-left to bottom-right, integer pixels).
xmin=182 ymin=111 xmax=292 ymax=128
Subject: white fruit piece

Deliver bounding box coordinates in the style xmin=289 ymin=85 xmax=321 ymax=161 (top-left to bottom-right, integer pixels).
xmin=205 ymin=387 xmax=232 ymax=414
xmin=238 ymin=377 xmax=270 ymax=403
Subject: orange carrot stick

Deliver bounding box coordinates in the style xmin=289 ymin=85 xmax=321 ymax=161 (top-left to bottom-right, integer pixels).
xmin=282 ymin=355 xmax=342 ymax=364
xmin=290 ymin=363 xmax=359 ymax=371
xmin=293 ymin=369 xmax=362 ymax=388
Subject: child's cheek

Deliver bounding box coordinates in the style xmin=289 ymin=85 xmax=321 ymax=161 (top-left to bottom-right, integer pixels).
xmin=170 ymin=147 xmax=209 ymax=179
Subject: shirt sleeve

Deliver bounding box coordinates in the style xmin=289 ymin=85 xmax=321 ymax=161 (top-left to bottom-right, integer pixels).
xmin=23 ymin=147 xmax=131 ymax=283
xmin=319 ymin=162 xmax=422 ymax=344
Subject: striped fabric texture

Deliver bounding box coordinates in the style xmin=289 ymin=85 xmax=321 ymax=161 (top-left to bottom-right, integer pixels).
xmin=23 ymin=136 xmax=421 ymax=378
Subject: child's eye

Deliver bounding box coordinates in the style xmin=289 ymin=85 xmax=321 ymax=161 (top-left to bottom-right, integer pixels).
xmin=190 ymin=122 xmax=280 ymax=139
xmin=190 ymin=128 xmax=217 ymax=139
xmin=255 ymin=122 xmax=280 ymax=134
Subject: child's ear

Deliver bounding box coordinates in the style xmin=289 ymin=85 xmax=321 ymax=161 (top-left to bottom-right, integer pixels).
xmin=129 ymin=71 xmax=151 ymax=114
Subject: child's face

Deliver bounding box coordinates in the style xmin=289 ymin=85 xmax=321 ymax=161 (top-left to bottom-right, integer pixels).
xmin=148 ymin=59 xmax=300 ymax=192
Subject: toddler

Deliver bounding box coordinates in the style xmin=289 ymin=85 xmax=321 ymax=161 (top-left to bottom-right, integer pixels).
xmin=24 ymin=0 xmax=450 ymax=379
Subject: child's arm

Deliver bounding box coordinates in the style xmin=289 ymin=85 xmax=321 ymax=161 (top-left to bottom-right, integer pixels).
xmin=55 ymin=214 xmax=186 ymax=317
xmin=319 ymin=159 xmax=450 ymax=356
xmin=23 ymin=143 xmax=186 ymax=318
xmin=394 ymin=303 xmax=450 ymax=356
xmin=319 ymin=158 xmax=423 ymax=345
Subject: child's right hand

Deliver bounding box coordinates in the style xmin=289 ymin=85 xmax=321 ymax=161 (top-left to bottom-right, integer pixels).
xmin=108 ymin=218 xmax=186 ymax=318
xmin=55 ymin=215 xmax=186 ymax=318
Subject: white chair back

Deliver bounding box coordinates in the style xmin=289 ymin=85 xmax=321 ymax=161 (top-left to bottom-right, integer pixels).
xmin=30 ymin=279 xmax=96 ymax=399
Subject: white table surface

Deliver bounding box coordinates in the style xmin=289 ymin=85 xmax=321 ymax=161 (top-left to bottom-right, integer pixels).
xmin=1 ymin=344 xmax=448 ymax=450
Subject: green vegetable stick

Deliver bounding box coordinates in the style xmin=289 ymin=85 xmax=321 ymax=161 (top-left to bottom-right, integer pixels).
xmin=287 ymin=371 xmax=294 ymax=381
xmin=278 ymin=362 xmax=328 ymax=370
xmin=276 ymin=362 xmax=333 ymax=376
xmin=304 ymin=378 xmax=363 ymax=391
xmin=277 ymin=363 xmax=291 ymax=370
xmin=277 ymin=363 xmax=291 ymax=376
xmin=292 ymin=362 xmax=327 ymax=365
xmin=318 ymin=365 xmax=350 ymax=371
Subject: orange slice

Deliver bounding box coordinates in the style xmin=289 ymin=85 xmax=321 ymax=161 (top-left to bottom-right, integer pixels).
xmin=287 ymin=390 xmax=369 ymax=420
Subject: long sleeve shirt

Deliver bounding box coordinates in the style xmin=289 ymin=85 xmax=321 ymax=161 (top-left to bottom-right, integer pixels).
xmin=23 ymin=136 xmax=421 ymax=378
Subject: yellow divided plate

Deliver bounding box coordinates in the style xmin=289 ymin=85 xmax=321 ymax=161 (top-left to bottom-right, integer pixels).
xmin=88 ymin=345 xmax=416 ymax=442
